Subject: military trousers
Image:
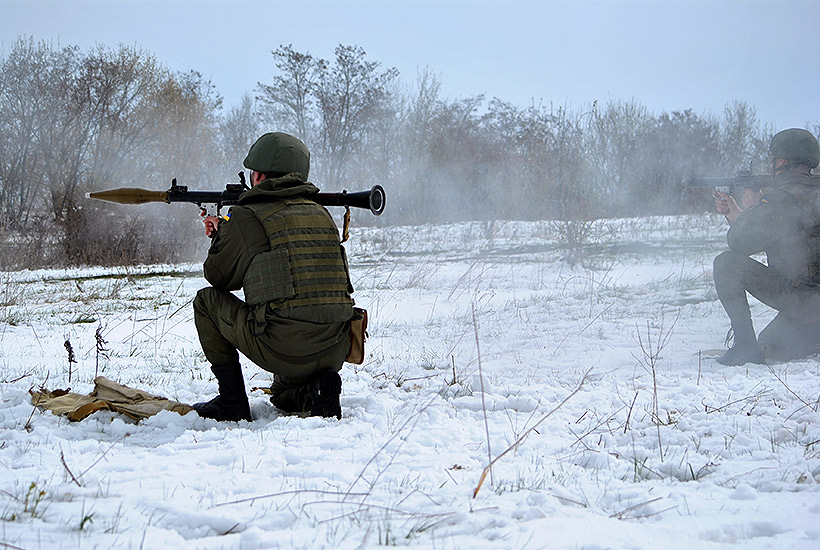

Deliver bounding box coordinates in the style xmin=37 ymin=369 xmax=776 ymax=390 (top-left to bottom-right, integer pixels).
xmin=713 ymin=251 xmax=820 ymax=360
xmin=193 ymin=287 xmax=349 ymax=398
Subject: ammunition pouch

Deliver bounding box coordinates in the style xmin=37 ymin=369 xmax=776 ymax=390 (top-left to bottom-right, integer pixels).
xmin=243 ymin=248 xmax=295 ymax=306
xmin=346 ymin=307 xmax=368 ymax=364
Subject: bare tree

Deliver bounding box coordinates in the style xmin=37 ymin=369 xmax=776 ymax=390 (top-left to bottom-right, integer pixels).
xmin=585 ymin=99 xmax=651 ymax=216
xmin=1 ymin=35 xmax=791 ymax=264
xmin=312 ymin=45 xmax=399 ymax=187
xmin=218 ymin=93 xmax=260 ymax=182
xmin=0 ymin=37 xmax=224 ymax=266
xmin=0 ymin=38 xmax=74 ymax=226
xmin=719 ymin=101 xmax=770 ymax=174
xmin=257 ymin=44 xmax=321 ymax=143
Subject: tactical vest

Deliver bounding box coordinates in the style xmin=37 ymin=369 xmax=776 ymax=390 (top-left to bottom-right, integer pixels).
xmin=242 ymin=198 xmax=353 ymax=313
xmin=778 ymin=172 xmax=820 ymax=284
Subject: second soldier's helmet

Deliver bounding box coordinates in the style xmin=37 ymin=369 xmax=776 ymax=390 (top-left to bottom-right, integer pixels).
xmin=770 ymin=128 xmax=820 ymax=169
xmin=243 ymin=132 xmax=311 ymax=179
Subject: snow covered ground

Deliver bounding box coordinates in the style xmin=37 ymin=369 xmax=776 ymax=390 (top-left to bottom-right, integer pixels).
xmin=1 ymin=215 xmax=819 ymax=549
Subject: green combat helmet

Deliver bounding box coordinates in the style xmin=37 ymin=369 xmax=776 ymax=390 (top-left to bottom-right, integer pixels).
xmin=243 ymin=132 xmax=311 ymax=179
xmin=770 ymin=128 xmax=820 ymax=169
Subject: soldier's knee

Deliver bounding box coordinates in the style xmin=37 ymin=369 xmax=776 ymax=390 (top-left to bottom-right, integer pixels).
xmin=714 ymin=250 xmax=736 ymax=271
xmin=713 ymin=251 xmax=743 ymax=281
xmin=193 ymin=287 xmax=209 ymax=310
xmin=193 ymin=287 xmax=220 ymax=315
xmin=759 ymin=315 xmax=820 ymax=362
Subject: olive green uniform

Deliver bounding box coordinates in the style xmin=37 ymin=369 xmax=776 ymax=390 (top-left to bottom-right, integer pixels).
xmin=194 ymin=175 xmax=354 ymax=405
xmin=713 ymin=170 xmax=820 ymax=361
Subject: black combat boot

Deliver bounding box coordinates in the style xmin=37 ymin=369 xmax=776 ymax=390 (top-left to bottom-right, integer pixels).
xmin=716 ymin=328 xmax=765 ymax=366
xmin=306 ymin=370 xmax=342 ymax=420
xmin=270 ymin=370 xmax=342 ymax=419
xmin=716 ymin=344 xmax=765 ymax=366
xmin=193 ymin=364 xmax=252 ymax=421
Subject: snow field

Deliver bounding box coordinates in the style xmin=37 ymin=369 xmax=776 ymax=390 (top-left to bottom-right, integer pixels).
xmin=1 ymin=216 xmax=819 ymax=549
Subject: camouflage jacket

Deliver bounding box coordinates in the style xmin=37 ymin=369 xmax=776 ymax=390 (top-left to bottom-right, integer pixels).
xmin=203 ymin=174 xmax=353 ymax=323
xmin=727 ymin=169 xmax=820 ymax=284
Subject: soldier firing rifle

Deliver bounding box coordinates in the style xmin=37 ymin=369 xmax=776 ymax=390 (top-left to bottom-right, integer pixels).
xmin=706 ymin=128 xmax=820 ymax=365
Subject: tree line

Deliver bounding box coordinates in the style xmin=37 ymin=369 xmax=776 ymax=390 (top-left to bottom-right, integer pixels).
xmin=0 ymin=37 xmax=809 ymax=267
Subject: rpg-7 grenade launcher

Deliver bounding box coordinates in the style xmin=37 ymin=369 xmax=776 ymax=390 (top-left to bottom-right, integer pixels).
xmin=87 ymin=173 xmax=386 ymax=217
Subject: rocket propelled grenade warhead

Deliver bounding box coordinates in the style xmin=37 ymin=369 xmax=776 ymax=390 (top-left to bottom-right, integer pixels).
xmin=86 ymin=188 xmax=170 ymax=205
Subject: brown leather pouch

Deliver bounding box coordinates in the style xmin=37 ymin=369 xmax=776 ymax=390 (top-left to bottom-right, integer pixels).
xmin=346 ymin=307 xmax=368 ymax=364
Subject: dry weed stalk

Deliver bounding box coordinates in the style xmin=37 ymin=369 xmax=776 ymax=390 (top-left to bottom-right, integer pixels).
xmin=473 ymin=370 xmax=589 ymax=498
xmin=624 ymin=391 xmax=638 ymax=433
xmin=212 ymin=489 xmax=369 ymax=508
xmin=63 ymin=336 xmax=77 ymax=384
xmin=94 ymin=325 xmax=109 ymax=378
xmin=703 ymin=387 xmax=769 ymax=415
xmin=632 ymin=313 xmax=678 ymax=461
xmin=343 ymin=396 xmax=435 ymax=510
xmin=59 ymin=448 xmax=82 ymax=487
xmin=609 ymin=496 xmax=663 ymax=520
xmin=472 ymin=302 xmax=494 ymax=489
xmin=766 ymin=364 xmax=819 ymax=413
xmin=567 ymin=406 xmax=625 ymax=454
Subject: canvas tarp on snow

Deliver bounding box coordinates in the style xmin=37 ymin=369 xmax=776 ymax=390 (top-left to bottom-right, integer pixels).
xmin=31 ymin=376 xmax=194 ymax=421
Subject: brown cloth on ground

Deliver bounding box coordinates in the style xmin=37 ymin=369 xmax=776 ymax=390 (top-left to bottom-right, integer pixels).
xmin=30 ymin=376 xmax=194 ymax=421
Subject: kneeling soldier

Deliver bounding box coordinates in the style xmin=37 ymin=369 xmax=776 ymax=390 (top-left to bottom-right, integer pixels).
xmin=713 ymin=128 xmax=820 ymax=365
xmin=193 ymin=132 xmax=355 ymax=421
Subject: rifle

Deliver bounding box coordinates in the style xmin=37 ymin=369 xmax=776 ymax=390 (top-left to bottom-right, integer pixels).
xmin=688 ymin=170 xmax=772 ymax=196
xmin=86 ymin=173 xmax=386 ymax=216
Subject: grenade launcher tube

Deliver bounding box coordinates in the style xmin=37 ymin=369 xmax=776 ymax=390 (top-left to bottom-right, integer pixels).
xmin=88 ymin=183 xmax=386 ymax=216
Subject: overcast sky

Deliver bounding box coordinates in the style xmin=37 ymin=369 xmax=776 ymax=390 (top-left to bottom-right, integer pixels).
xmin=2 ymin=0 xmax=819 ymax=130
